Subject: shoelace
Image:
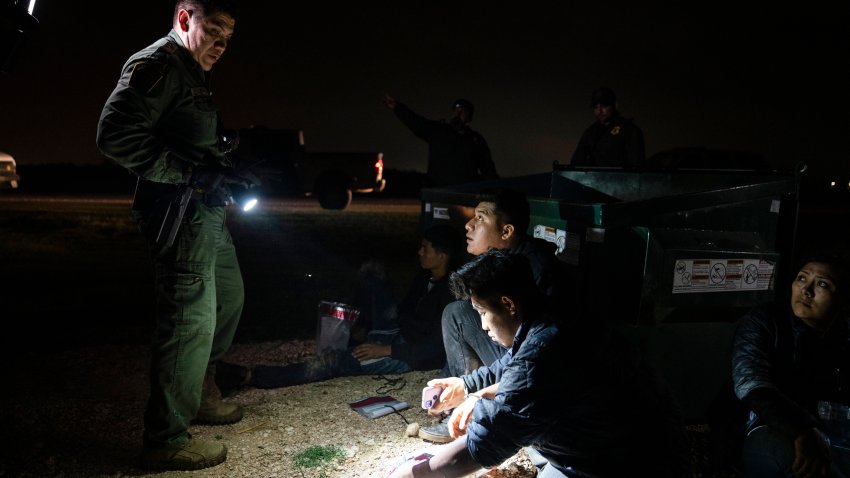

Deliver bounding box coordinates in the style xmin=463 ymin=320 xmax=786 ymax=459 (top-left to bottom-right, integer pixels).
xmin=372 ymin=375 xmax=410 ymax=424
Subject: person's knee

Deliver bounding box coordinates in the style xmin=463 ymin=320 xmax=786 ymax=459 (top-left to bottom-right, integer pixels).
xmin=442 ymin=300 xmax=475 ymax=327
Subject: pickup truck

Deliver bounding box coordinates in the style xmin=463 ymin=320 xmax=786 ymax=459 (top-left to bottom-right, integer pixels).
xmin=231 ymin=126 xmax=385 ymax=209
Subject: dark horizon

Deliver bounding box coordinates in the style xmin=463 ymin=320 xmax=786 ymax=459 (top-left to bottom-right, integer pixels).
xmin=2 ymin=2 xmax=848 ymax=178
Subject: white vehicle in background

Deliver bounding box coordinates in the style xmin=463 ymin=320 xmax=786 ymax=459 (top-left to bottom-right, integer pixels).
xmin=0 ymin=152 xmax=20 ymax=190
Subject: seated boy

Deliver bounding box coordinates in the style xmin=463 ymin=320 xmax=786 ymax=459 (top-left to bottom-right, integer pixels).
xmin=389 ymin=249 xmax=690 ymax=478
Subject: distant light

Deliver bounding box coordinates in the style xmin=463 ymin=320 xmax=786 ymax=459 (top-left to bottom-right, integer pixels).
xmin=830 ymin=181 xmax=837 ymax=187
xmin=242 ymin=198 xmax=258 ymax=212
xmin=28 ymin=0 xmax=36 ymax=15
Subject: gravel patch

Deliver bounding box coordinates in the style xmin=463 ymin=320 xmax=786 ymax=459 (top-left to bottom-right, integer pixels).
xmin=0 ymin=340 xmax=534 ymax=478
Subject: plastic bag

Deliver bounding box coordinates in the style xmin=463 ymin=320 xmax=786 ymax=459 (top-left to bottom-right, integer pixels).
xmin=316 ymin=300 xmax=360 ymax=354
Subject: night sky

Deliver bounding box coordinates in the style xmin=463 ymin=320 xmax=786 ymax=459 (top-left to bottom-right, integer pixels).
xmin=1 ymin=2 xmax=848 ymax=178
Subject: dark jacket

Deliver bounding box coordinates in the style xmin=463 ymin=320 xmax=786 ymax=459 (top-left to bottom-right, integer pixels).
xmin=732 ymin=304 xmax=850 ymax=439
xmin=393 ymin=270 xmax=455 ymax=370
xmin=510 ymin=236 xmax=563 ymax=300
xmin=97 ymin=30 xmax=228 ymax=211
xmin=462 ymin=317 xmax=689 ymax=477
xmin=571 ymin=112 xmax=645 ymax=168
xmin=393 ymin=101 xmax=497 ymax=187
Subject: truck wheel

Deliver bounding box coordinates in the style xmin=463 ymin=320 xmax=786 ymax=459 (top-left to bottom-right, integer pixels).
xmin=315 ymin=176 xmax=352 ymax=210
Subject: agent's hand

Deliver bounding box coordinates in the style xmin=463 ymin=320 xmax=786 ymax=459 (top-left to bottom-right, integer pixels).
xmin=792 ymin=428 xmax=831 ymax=478
xmin=424 ymin=377 xmax=465 ymax=416
xmin=352 ymin=343 xmax=390 ymax=361
xmin=227 ymin=168 xmax=262 ymax=189
xmin=382 ymin=93 xmax=397 ymax=110
xmin=447 ymin=395 xmax=480 ymax=438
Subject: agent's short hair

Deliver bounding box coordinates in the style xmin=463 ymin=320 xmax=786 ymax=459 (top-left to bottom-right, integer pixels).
xmin=475 ymin=188 xmax=530 ymax=236
xmin=450 ymin=249 xmax=541 ymax=314
xmin=174 ymin=0 xmax=240 ymax=21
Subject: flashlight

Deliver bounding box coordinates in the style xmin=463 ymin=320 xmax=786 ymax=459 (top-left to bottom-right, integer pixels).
xmin=230 ymin=187 xmax=258 ymax=212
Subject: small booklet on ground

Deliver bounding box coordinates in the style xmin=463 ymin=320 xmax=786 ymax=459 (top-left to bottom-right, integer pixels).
xmin=349 ymin=395 xmax=409 ymax=419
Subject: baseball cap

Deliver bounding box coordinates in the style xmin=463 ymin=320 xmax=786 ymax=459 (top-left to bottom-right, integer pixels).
xmin=453 ymin=98 xmax=474 ymax=113
xmin=590 ymin=87 xmax=616 ymax=107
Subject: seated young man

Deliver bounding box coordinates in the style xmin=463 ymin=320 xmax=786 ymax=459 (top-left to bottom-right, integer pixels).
xmin=216 ymin=223 xmax=465 ymax=389
xmin=442 ymin=188 xmax=563 ymax=376
xmin=422 ymin=188 xmax=565 ymax=442
xmin=388 ymin=250 xmax=690 ymax=478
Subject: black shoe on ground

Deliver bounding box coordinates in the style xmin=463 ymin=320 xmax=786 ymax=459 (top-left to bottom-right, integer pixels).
xmin=419 ymin=415 xmax=453 ymax=443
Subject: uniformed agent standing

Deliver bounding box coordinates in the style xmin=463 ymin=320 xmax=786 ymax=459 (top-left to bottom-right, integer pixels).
xmin=570 ymin=87 xmax=646 ymax=168
xmin=96 ymin=0 xmax=251 ymax=471
xmin=383 ymin=93 xmax=499 ymax=187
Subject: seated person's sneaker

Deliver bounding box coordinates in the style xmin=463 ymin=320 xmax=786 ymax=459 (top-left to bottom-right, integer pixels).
xmin=419 ymin=415 xmax=453 ymax=443
xmin=140 ymin=437 xmax=227 ymax=471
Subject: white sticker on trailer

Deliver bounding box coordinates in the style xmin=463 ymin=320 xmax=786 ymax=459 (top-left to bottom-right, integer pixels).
xmin=533 ymin=225 xmax=567 ymax=254
xmin=433 ymin=207 xmax=450 ymax=220
xmin=672 ymin=258 xmax=774 ymax=294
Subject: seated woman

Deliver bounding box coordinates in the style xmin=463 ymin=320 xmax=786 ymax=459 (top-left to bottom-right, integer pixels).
xmin=387 ymin=249 xmax=690 ymax=478
xmin=732 ymin=252 xmax=850 ymax=477
xmin=217 ymin=223 xmax=465 ymax=389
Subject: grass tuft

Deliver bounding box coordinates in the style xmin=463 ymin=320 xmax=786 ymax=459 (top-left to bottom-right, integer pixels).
xmin=293 ymin=445 xmax=346 ymax=477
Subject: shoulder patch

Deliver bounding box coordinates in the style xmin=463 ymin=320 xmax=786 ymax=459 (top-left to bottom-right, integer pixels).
xmin=128 ymin=61 xmax=165 ymax=95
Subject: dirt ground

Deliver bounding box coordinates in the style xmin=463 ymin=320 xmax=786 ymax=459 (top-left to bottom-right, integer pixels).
xmin=0 ymin=339 xmax=538 ymax=478
xmin=0 ymin=338 xmax=737 ymax=478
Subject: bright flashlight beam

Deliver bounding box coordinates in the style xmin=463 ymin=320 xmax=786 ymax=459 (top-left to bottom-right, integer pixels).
xmin=242 ymin=198 xmax=258 ymax=212
xmin=28 ymin=0 xmax=37 ymax=15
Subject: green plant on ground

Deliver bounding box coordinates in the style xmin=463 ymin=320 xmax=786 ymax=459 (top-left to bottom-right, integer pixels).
xmin=293 ymin=444 xmax=346 ymax=478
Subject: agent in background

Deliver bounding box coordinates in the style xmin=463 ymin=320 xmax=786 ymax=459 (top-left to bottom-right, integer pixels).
xmin=732 ymin=252 xmax=850 ymax=477
xmin=383 ymin=93 xmax=498 ymax=187
xmin=570 ymin=87 xmax=645 ymax=168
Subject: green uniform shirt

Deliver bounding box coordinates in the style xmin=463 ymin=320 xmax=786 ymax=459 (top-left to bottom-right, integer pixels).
xmin=97 ymin=30 xmax=226 ymax=189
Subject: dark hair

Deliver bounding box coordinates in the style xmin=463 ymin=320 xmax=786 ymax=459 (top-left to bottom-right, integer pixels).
xmin=449 ymin=249 xmax=542 ymax=318
xmin=175 ymin=0 xmax=240 ymax=21
xmin=423 ymin=223 xmax=466 ymax=271
xmin=475 ymin=188 xmax=530 ymax=236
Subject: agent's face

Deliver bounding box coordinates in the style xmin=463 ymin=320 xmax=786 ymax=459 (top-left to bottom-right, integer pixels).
xmin=449 ymin=106 xmax=472 ymax=129
xmin=593 ymin=103 xmax=615 ymax=123
xmin=790 ymin=262 xmax=841 ymax=330
xmin=464 ymin=202 xmax=507 ymax=255
xmin=471 ymin=295 xmax=521 ymax=348
xmin=181 ymin=9 xmax=235 ymax=71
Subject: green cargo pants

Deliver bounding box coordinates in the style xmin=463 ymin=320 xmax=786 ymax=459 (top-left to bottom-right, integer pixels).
xmin=135 ymin=200 xmax=244 ymax=446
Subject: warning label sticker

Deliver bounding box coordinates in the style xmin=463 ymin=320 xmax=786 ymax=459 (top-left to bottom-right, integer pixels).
xmin=533 ymin=225 xmax=581 ymax=265
xmin=672 ymin=258 xmax=774 ymax=294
